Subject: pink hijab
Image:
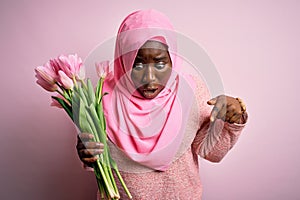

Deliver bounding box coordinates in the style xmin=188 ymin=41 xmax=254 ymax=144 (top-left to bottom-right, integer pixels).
xmin=102 ymin=9 xmax=196 ymax=171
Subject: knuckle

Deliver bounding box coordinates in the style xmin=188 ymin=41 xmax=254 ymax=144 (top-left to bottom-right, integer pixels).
xmin=83 ymin=149 xmax=92 ymax=155
xmin=230 ymin=105 xmax=236 ymax=111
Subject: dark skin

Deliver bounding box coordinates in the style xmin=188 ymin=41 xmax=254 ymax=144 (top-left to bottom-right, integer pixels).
xmin=131 ymin=41 xmax=172 ymax=99
xmin=77 ymin=40 xmax=246 ymax=165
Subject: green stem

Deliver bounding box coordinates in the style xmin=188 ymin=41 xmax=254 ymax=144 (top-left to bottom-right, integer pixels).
xmin=108 ymin=167 xmax=119 ymax=197
xmin=96 ymin=160 xmax=116 ymax=198
xmin=113 ymin=167 xmax=132 ymax=199
xmin=55 ymin=84 xmax=72 ymax=105
xmin=72 ymin=76 xmax=78 ymax=88
xmin=80 ymin=79 xmax=87 ymax=90
xmin=97 ymin=78 xmax=104 ymax=105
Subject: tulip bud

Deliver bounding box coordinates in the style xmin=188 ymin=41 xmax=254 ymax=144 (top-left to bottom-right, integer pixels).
xmin=35 ymin=64 xmax=56 ymax=85
xmin=36 ymin=78 xmax=58 ymax=92
xmin=95 ymin=60 xmax=109 ymax=78
xmin=58 ymin=70 xmax=74 ymax=89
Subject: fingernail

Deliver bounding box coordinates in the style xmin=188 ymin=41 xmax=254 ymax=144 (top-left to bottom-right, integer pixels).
xmin=89 ymin=134 xmax=94 ymax=139
xmin=96 ymin=143 xmax=102 ymax=147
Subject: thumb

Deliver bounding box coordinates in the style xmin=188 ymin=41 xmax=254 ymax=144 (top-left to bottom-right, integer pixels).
xmin=207 ymin=97 xmax=217 ymax=105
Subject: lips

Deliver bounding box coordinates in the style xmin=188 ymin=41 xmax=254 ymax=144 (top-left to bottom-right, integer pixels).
xmin=141 ymin=86 xmax=159 ymax=98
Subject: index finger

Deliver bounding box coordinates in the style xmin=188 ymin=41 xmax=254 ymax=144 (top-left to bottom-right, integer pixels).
xmin=210 ymin=98 xmax=225 ymax=122
xmin=78 ymin=132 xmax=94 ymax=142
xmin=210 ymin=106 xmax=219 ymax=122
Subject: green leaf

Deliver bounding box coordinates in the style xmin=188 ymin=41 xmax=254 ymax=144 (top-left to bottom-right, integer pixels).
xmin=87 ymin=79 xmax=96 ymax=104
xmin=77 ymin=85 xmax=88 ymax=106
xmin=95 ymin=79 xmax=101 ymax=104
xmin=78 ymin=99 xmax=90 ymax=133
xmin=86 ymin=104 xmax=107 ymax=145
xmin=84 ymin=108 xmax=98 ymax=139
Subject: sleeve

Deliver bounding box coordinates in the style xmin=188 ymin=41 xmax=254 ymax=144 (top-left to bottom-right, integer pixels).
xmin=191 ymin=76 xmax=248 ymax=163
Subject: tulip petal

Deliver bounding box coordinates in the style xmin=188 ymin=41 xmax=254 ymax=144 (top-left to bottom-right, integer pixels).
xmin=58 ymin=70 xmax=74 ymax=89
xmin=36 ymin=78 xmax=57 ymax=92
xmin=52 ymin=54 xmax=84 ymax=80
xmin=35 ymin=65 xmax=56 ymax=84
xmin=95 ymin=60 xmax=110 ymax=78
xmin=77 ymin=64 xmax=86 ymax=80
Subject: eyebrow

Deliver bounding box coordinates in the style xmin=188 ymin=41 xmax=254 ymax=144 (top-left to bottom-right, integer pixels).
xmin=135 ymin=55 xmax=144 ymax=60
xmin=153 ymin=56 xmax=167 ymax=61
xmin=134 ymin=54 xmax=168 ymax=62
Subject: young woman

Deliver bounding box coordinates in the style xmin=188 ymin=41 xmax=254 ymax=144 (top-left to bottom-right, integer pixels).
xmin=77 ymin=9 xmax=248 ymax=199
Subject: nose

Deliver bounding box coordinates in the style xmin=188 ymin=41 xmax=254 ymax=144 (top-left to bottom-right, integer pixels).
xmin=142 ymin=64 xmax=155 ymax=83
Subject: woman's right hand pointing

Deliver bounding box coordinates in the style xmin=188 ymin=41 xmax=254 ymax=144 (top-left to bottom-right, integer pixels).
xmin=76 ymin=133 xmax=104 ymax=166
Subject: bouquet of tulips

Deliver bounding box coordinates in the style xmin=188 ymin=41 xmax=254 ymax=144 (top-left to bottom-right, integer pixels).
xmin=35 ymin=54 xmax=132 ymax=199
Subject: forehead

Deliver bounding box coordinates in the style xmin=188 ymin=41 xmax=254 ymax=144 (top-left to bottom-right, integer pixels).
xmin=140 ymin=40 xmax=168 ymax=50
xmin=137 ymin=40 xmax=169 ymax=56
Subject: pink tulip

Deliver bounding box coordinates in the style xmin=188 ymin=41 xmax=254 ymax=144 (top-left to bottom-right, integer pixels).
xmin=35 ymin=61 xmax=58 ymax=92
xmin=35 ymin=62 xmax=57 ymax=83
xmin=52 ymin=54 xmax=84 ymax=80
xmin=77 ymin=64 xmax=86 ymax=80
xmin=58 ymin=70 xmax=74 ymax=89
xmin=36 ymin=77 xmax=58 ymax=92
xmin=95 ymin=60 xmax=110 ymax=78
xmin=49 ymin=58 xmax=61 ymax=75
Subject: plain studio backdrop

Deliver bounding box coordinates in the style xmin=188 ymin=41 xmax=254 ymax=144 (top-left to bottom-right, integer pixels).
xmin=1 ymin=0 xmax=299 ymax=199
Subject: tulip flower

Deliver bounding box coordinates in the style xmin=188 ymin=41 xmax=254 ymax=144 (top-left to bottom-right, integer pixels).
xmin=35 ymin=62 xmax=58 ymax=92
xmin=58 ymin=70 xmax=74 ymax=90
xmin=53 ymin=54 xmax=84 ymax=80
xmin=35 ymin=64 xmax=56 ymax=84
xmin=36 ymin=77 xmax=58 ymax=92
xmin=49 ymin=58 xmax=61 ymax=75
xmin=77 ymin=64 xmax=86 ymax=80
xmin=95 ymin=60 xmax=110 ymax=78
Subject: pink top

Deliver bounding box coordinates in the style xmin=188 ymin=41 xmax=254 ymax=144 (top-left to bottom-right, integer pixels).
xmin=95 ymin=76 xmax=247 ymax=199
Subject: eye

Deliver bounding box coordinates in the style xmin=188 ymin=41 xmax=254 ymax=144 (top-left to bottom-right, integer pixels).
xmin=133 ymin=63 xmax=144 ymax=71
xmin=155 ymin=62 xmax=166 ymax=70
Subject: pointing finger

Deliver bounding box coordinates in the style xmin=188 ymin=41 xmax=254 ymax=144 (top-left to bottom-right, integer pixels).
xmin=210 ymin=106 xmax=220 ymax=122
xmin=210 ymin=96 xmax=226 ymax=122
xmin=207 ymin=97 xmax=217 ymax=105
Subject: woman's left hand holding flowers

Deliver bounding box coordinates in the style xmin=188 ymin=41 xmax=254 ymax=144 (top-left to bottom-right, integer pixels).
xmin=207 ymin=95 xmax=247 ymax=124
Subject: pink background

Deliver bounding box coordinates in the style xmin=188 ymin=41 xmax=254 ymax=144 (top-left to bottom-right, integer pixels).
xmin=1 ymin=0 xmax=299 ymax=199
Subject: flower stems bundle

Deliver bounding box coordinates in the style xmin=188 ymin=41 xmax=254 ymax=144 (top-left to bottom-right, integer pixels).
xmin=34 ymin=54 xmax=132 ymax=199
xmin=72 ymin=78 xmax=131 ymax=199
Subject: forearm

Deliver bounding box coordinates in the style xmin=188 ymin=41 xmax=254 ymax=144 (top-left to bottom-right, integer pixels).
xmin=192 ymin=112 xmax=247 ymax=162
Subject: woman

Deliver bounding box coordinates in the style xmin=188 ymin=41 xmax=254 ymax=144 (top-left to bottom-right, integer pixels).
xmin=77 ymin=9 xmax=248 ymax=199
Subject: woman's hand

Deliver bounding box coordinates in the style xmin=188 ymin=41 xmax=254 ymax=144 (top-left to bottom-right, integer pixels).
xmin=76 ymin=133 xmax=104 ymax=166
xmin=207 ymin=95 xmax=246 ymax=124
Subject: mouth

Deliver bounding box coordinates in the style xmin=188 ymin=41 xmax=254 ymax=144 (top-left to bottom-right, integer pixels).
xmin=141 ymin=87 xmax=159 ymax=98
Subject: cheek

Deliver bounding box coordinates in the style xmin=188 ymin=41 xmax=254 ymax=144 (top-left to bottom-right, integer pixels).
xmin=131 ymin=71 xmax=142 ymax=87
xmin=157 ymin=67 xmax=172 ymax=85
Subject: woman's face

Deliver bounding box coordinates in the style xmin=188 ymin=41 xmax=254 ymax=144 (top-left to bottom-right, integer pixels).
xmin=131 ymin=40 xmax=172 ymax=99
